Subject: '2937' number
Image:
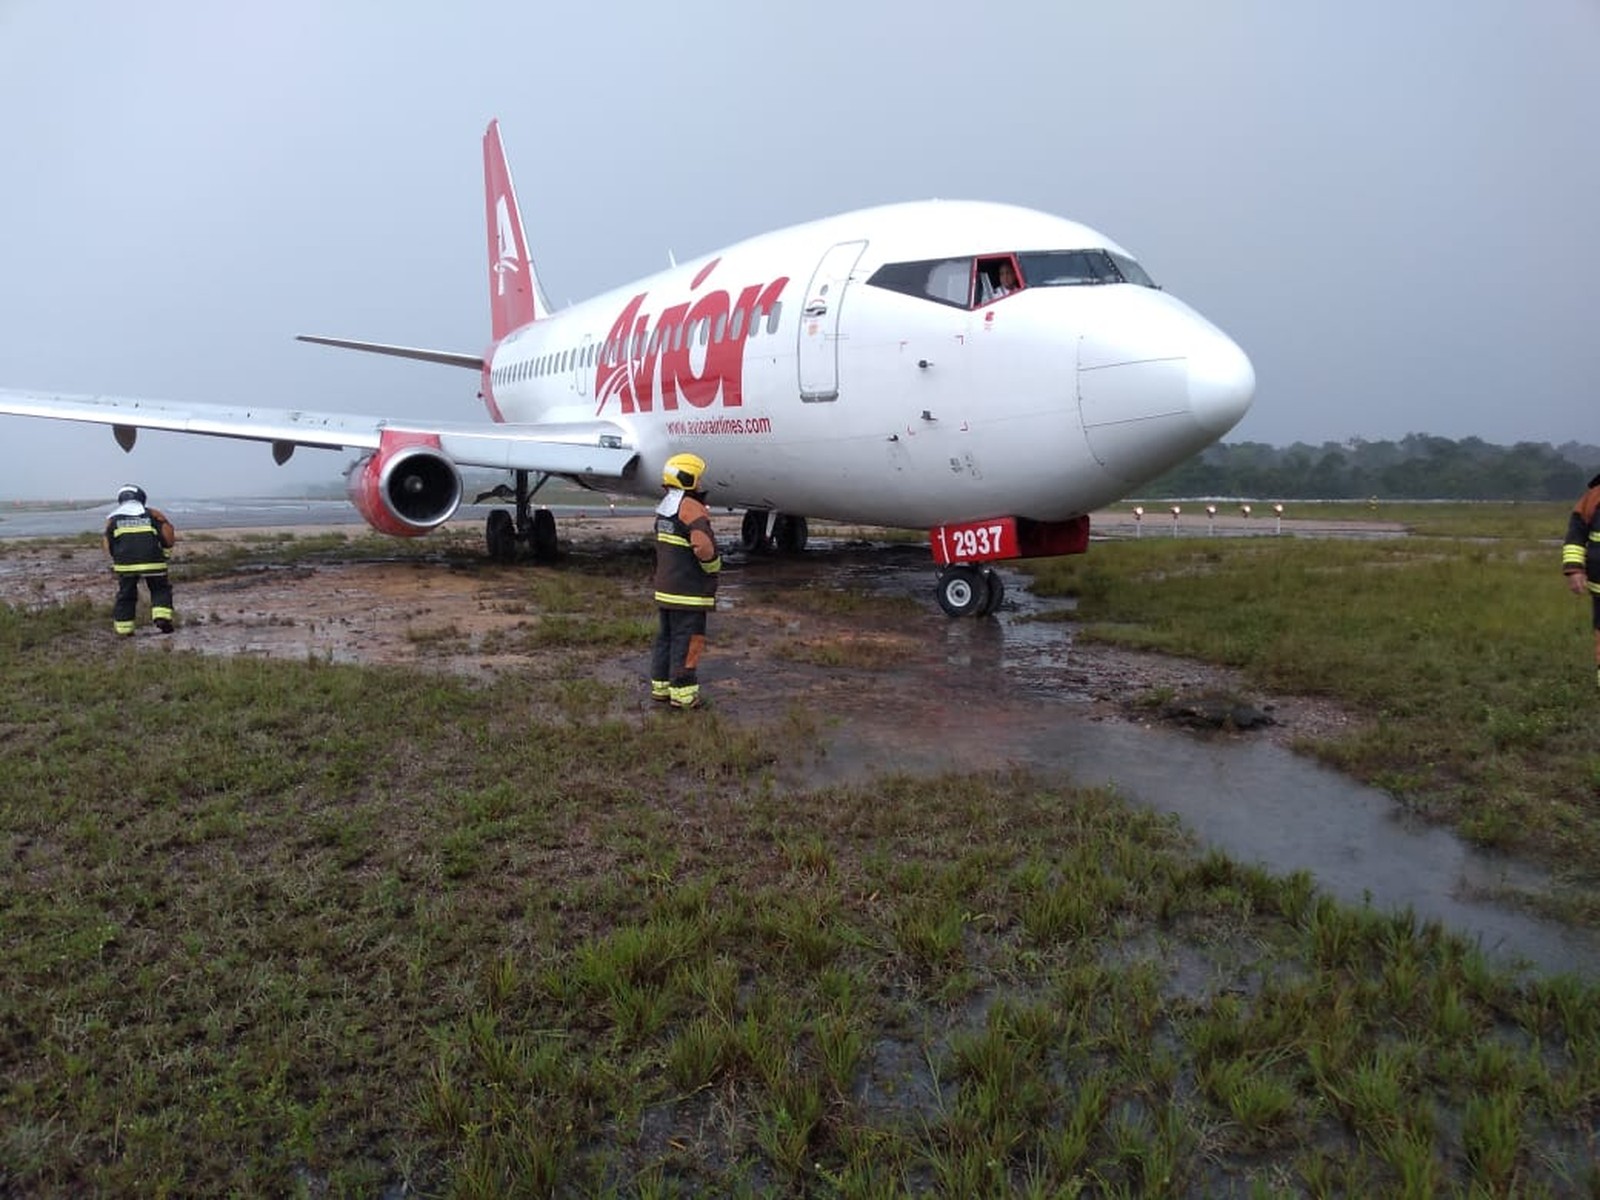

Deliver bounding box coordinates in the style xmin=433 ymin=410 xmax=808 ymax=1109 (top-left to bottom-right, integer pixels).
xmin=950 ymin=524 xmax=1005 ymax=559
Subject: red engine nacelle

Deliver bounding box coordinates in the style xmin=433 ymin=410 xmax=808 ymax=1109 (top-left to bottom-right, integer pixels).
xmin=346 ymin=432 xmax=463 ymax=537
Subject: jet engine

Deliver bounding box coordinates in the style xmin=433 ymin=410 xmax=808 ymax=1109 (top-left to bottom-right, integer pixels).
xmin=346 ymin=432 xmax=463 ymax=537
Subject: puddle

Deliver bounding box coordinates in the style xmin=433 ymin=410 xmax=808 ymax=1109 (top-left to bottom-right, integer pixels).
xmin=727 ymin=541 xmax=1600 ymax=979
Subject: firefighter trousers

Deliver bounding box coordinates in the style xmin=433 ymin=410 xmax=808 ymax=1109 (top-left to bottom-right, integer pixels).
xmin=113 ymin=571 xmax=174 ymax=633
xmin=651 ymin=607 xmax=707 ymax=701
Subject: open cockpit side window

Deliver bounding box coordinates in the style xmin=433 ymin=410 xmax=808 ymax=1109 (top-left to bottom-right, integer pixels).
xmin=977 ymin=256 xmax=1022 ymax=304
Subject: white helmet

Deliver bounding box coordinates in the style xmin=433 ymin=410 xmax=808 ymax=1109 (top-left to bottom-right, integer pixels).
xmin=117 ymin=484 xmax=147 ymax=505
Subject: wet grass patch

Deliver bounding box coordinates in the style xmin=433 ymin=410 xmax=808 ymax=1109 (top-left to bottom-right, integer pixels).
xmin=4 ymin=596 xmax=1600 ymax=1194
xmin=771 ymin=630 xmax=914 ymax=670
xmin=1025 ymin=526 xmax=1600 ymax=914
xmin=741 ymin=578 xmax=925 ymax=620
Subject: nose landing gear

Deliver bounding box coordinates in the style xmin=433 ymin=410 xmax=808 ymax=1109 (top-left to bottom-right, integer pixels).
xmin=936 ymin=563 xmax=1006 ymax=617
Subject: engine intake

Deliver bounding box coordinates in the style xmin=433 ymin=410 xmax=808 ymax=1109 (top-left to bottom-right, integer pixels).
xmin=347 ymin=435 xmax=462 ymax=536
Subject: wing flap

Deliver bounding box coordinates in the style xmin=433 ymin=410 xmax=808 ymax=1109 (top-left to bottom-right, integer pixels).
xmin=438 ymin=431 xmax=636 ymax=477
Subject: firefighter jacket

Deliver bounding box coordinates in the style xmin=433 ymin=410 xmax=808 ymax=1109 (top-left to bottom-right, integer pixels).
xmin=104 ymin=502 xmax=176 ymax=575
xmin=1564 ymin=482 xmax=1600 ymax=593
xmin=653 ymin=489 xmax=721 ymax=609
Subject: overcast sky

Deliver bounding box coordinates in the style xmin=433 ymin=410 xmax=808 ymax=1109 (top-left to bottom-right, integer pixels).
xmin=1 ymin=1 xmax=1596 ymax=501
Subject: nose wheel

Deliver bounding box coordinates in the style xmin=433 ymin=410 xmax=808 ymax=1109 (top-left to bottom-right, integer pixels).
xmin=936 ymin=564 xmax=1005 ymax=617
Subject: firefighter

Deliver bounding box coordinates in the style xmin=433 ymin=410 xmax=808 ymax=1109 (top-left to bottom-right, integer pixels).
xmin=1563 ymin=471 xmax=1600 ymax=690
xmin=650 ymin=452 xmax=721 ymax=709
xmin=104 ymin=484 xmax=176 ymax=635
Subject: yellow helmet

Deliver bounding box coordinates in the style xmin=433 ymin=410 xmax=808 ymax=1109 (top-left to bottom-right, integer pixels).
xmin=662 ymin=452 xmax=707 ymax=491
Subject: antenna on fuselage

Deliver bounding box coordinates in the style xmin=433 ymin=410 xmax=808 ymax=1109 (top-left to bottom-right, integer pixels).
xmin=668 ymin=250 xmax=677 ymax=268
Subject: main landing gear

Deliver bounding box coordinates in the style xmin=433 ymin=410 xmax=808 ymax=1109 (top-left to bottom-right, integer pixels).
xmin=480 ymin=469 xmax=559 ymax=563
xmin=935 ymin=563 xmax=1006 ymax=618
xmin=740 ymin=509 xmax=809 ymax=554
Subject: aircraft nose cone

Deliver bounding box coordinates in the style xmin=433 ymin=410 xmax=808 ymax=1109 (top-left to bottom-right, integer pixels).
xmin=1188 ymin=328 xmax=1255 ymax=436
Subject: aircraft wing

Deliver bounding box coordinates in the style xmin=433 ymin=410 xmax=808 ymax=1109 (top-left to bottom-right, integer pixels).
xmin=0 ymin=388 xmax=638 ymax=478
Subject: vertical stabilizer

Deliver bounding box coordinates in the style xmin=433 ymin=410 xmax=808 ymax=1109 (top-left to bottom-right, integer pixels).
xmin=482 ymin=120 xmax=548 ymax=337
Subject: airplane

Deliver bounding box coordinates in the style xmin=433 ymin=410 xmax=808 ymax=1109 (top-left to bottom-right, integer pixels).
xmin=0 ymin=120 xmax=1253 ymax=617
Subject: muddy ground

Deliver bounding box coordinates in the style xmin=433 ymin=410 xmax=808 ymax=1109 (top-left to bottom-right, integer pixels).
xmin=20 ymin=516 xmax=1600 ymax=976
xmin=2 ymin=515 xmax=1361 ymax=755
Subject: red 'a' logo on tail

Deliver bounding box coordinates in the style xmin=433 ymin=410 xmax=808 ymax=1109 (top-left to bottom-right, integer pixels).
xmin=482 ymin=120 xmax=539 ymax=338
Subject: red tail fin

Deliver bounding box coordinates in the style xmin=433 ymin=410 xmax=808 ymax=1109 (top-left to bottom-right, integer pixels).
xmin=482 ymin=120 xmax=544 ymax=338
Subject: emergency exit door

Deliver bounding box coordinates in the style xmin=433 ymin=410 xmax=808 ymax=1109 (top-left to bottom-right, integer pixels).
xmin=797 ymin=240 xmax=866 ymax=402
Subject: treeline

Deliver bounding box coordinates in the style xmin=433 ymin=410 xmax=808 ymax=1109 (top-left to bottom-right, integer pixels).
xmin=1146 ymin=435 xmax=1599 ymax=501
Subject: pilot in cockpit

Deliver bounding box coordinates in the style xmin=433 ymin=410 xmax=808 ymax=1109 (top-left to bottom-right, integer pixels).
xmin=992 ymin=261 xmax=1019 ymax=298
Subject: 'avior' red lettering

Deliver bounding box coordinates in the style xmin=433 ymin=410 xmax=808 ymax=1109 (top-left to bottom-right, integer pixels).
xmin=594 ymin=264 xmax=789 ymax=417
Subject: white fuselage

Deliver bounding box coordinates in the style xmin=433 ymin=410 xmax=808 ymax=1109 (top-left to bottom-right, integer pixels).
xmin=480 ymin=200 xmax=1253 ymax=529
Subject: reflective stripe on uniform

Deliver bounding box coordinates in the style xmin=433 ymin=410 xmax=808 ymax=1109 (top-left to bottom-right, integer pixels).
xmin=654 ymin=590 xmax=715 ymax=608
xmin=657 ymin=532 xmax=691 ymax=547
xmin=701 ymin=556 xmax=722 ymax=574
xmin=114 ymin=562 xmax=169 ymax=573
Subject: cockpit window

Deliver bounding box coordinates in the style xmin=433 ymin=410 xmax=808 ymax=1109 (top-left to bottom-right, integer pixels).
xmin=866 ymin=257 xmax=974 ymax=308
xmin=867 ymin=248 xmax=1157 ymax=310
xmin=1108 ymin=251 xmax=1155 ymax=288
xmin=1017 ymin=249 xmax=1157 ymax=289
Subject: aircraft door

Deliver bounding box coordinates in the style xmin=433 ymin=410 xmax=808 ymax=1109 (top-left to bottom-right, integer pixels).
xmin=798 ymin=240 xmax=867 ymax=402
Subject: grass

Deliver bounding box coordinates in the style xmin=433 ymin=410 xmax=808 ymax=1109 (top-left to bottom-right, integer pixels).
xmin=4 ymin=515 xmax=1600 ymax=1193
xmin=1284 ymin=499 xmax=1570 ymax=540
xmin=1024 ymin=510 xmax=1600 ymax=916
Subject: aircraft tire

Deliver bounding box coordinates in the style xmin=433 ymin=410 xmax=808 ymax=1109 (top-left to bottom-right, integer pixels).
xmin=936 ymin=564 xmax=988 ymax=617
xmin=740 ymin=509 xmax=770 ymax=553
xmin=773 ymin=513 xmax=809 ymax=554
xmin=486 ymin=509 xmax=517 ymax=562
xmin=977 ymin=566 xmax=1006 ymax=616
xmin=531 ymin=508 xmax=558 ymax=562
